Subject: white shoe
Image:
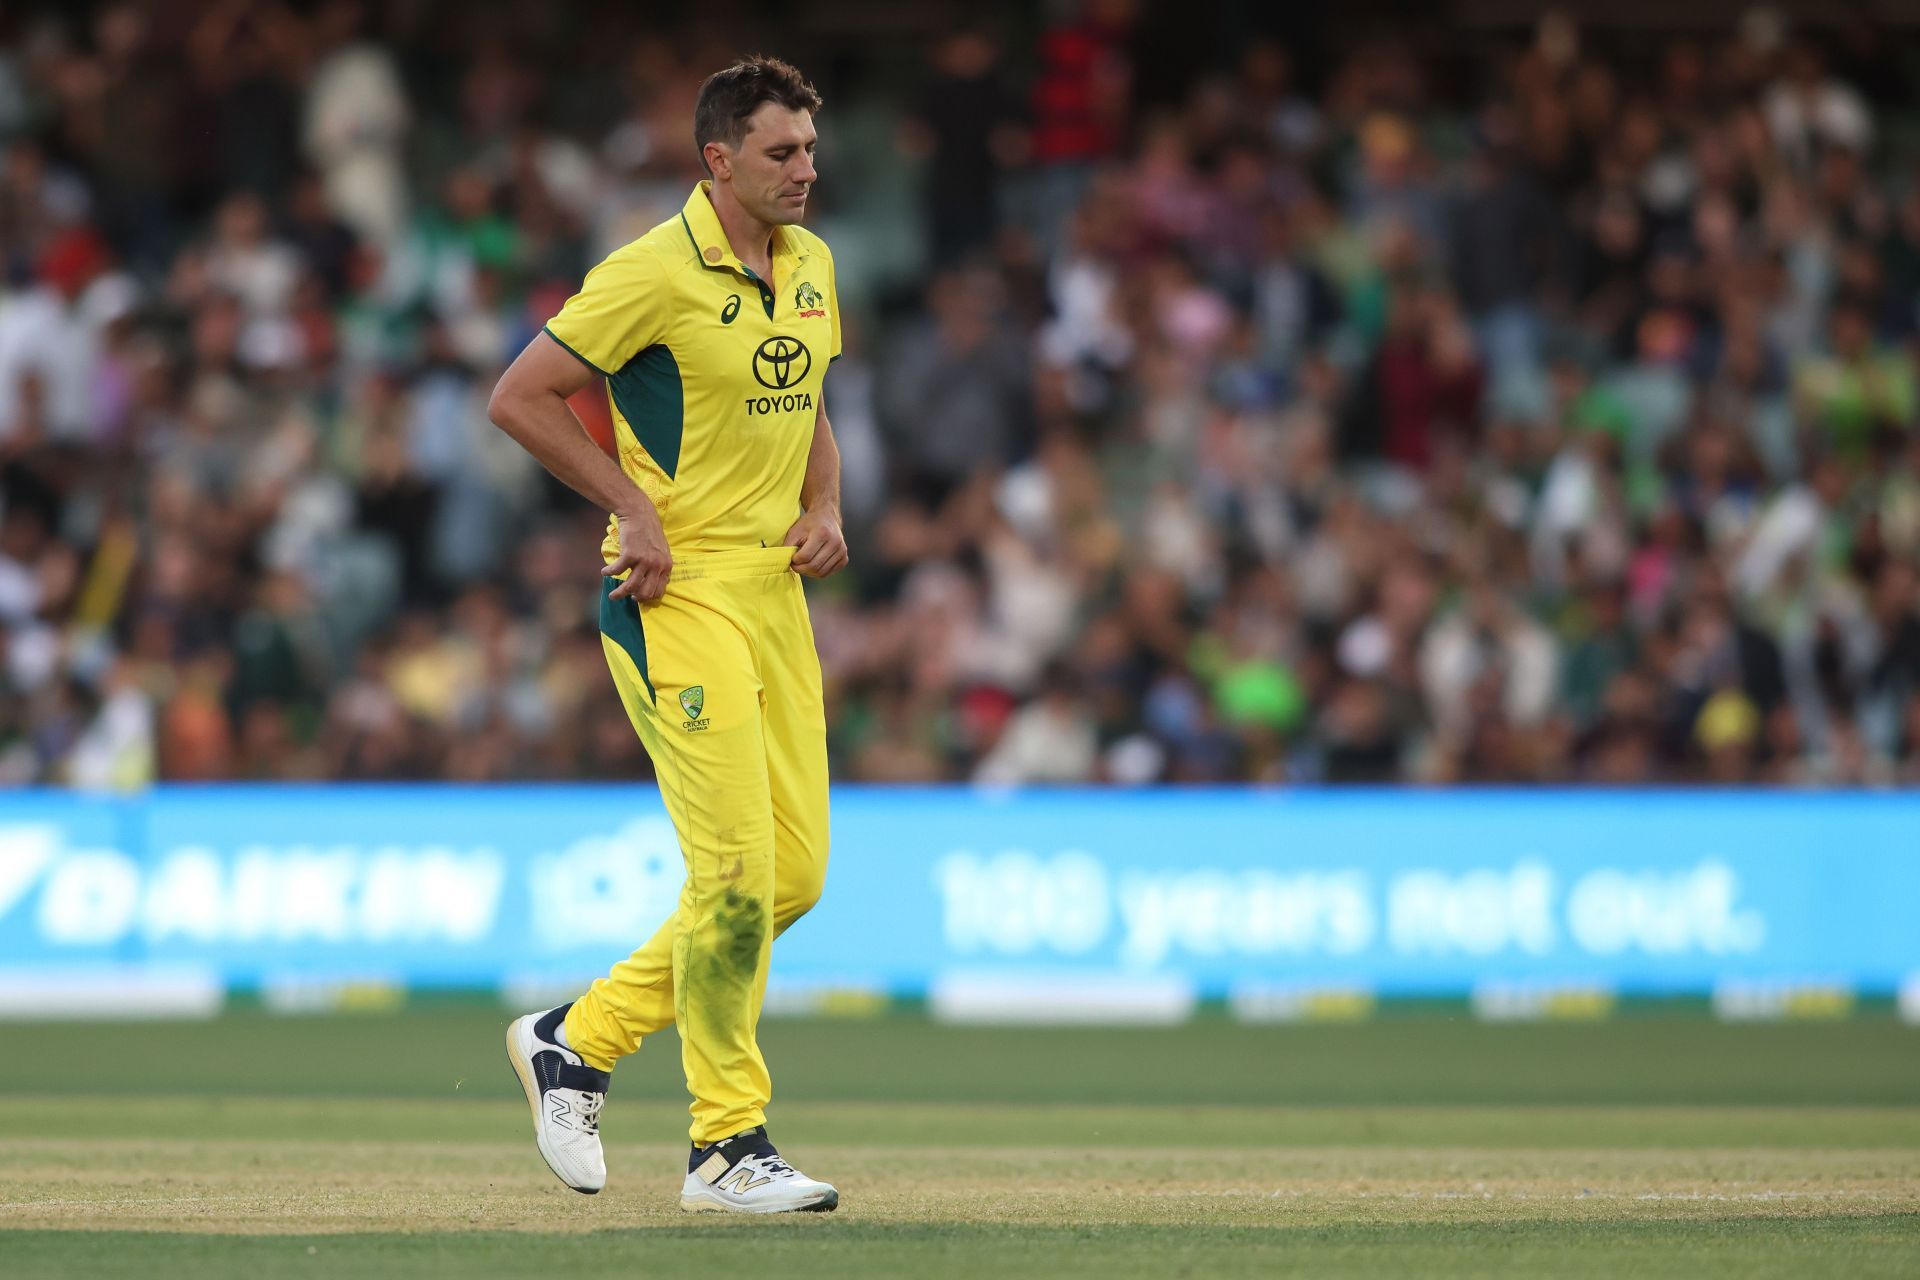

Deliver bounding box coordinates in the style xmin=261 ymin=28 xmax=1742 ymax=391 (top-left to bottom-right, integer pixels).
xmin=505 ymin=1003 xmax=609 ymax=1194
xmin=679 ymin=1126 xmax=839 ymax=1213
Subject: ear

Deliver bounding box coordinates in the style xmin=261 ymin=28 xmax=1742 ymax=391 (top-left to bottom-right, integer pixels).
xmin=704 ymin=140 xmax=733 ymax=181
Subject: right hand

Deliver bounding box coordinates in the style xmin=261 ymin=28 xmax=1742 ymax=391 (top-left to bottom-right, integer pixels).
xmin=603 ymin=499 xmax=672 ymax=602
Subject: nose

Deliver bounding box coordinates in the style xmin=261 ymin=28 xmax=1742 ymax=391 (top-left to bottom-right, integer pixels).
xmin=792 ymin=155 xmax=817 ymax=186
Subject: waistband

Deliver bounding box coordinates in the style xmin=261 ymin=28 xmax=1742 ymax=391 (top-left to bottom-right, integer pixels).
xmin=665 ymin=544 xmax=797 ymax=582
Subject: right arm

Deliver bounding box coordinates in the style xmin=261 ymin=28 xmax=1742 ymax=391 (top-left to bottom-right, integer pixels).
xmin=487 ymin=333 xmax=672 ymax=601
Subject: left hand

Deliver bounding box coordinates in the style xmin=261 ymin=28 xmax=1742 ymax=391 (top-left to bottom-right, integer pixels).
xmin=783 ymin=507 xmax=849 ymax=579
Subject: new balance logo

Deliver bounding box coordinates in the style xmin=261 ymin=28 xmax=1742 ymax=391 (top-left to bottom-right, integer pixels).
xmin=547 ymin=1093 xmax=575 ymax=1132
xmin=717 ymin=1165 xmax=774 ymax=1194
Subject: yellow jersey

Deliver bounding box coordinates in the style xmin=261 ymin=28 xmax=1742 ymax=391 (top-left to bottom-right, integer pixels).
xmin=542 ymin=182 xmax=841 ymax=558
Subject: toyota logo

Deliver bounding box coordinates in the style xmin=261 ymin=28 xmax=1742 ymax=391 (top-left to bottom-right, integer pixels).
xmin=752 ymin=336 xmax=812 ymax=389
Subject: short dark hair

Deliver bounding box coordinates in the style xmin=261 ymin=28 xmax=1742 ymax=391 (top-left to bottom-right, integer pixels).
xmin=693 ymin=56 xmax=822 ymax=173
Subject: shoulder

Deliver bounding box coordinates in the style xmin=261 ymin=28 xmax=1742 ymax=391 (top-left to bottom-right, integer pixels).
xmin=588 ymin=218 xmax=702 ymax=287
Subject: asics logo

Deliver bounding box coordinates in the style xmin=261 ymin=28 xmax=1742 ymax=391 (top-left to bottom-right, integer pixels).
xmin=751 ymin=336 xmax=811 ymax=389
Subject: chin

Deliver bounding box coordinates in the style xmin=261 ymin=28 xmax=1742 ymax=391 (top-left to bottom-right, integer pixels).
xmin=764 ymin=195 xmax=808 ymax=225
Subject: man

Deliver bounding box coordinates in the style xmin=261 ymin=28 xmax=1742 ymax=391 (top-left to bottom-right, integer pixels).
xmin=488 ymin=56 xmax=847 ymax=1214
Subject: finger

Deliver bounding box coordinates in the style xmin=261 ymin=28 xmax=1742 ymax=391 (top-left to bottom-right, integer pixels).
xmin=797 ymin=539 xmax=837 ymax=575
xmin=607 ymin=555 xmax=662 ymax=600
xmin=637 ymin=561 xmax=672 ymax=601
xmin=792 ymin=525 xmax=829 ymax=560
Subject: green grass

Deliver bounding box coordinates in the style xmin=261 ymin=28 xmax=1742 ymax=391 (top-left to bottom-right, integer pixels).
xmin=4 ymin=1219 xmax=1918 ymax=1280
xmin=0 ymin=1009 xmax=1915 ymax=1278
xmin=13 ymin=1007 xmax=1919 ymax=1105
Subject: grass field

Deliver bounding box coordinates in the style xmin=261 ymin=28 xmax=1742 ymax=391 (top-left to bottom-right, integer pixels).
xmin=0 ymin=1008 xmax=1915 ymax=1277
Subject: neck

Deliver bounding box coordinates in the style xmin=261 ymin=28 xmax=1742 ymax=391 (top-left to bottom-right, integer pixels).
xmin=709 ymin=181 xmax=775 ymax=272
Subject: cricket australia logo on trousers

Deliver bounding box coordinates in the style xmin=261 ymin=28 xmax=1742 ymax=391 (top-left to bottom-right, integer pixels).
xmin=679 ymin=685 xmax=709 ymax=732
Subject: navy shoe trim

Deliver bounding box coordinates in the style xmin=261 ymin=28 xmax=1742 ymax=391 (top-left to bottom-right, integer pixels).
xmin=688 ymin=1125 xmax=774 ymax=1174
xmin=557 ymin=1061 xmax=611 ymax=1092
xmin=532 ymin=1050 xmax=611 ymax=1096
xmin=532 ymin=1002 xmax=574 ymax=1045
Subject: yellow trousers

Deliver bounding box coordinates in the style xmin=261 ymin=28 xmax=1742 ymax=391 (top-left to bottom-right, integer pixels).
xmin=564 ymin=545 xmax=829 ymax=1144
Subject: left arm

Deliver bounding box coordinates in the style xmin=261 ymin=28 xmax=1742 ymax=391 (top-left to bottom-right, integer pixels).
xmin=783 ymin=401 xmax=849 ymax=578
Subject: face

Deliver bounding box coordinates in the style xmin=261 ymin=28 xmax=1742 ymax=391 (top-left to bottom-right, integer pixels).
xmin=710 ymin=103 xmax=817 ymax=225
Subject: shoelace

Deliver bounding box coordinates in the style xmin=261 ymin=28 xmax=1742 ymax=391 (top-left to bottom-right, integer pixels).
xmin=574 ymin=1091 xmax=604 ymax=1134
xmin=752 ymin=1151 xmax=797 ymax=1179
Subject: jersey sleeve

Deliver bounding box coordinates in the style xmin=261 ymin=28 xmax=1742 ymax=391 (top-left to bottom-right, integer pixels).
xmin=827 ymin=247 xmax=843 ymax=363
xmin=543 ymin=250 xmax=667 ymax=375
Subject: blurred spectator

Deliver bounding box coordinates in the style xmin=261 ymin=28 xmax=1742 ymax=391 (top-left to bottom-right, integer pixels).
xmin=974 ymin=662 xmax=1098 ymax=785
xmin=303 ymin=0 xmax=409 ymax=248
xmin=1792 ymin=298 xmax=1915 ymax=459
xmin=879 ymin=267 xmax=1031 ymax=500
xmin=903 ymin=30 xmax=1024 ymax=263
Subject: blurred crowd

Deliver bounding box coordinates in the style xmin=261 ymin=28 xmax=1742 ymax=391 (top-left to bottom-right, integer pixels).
xmin=3 ymin=1 xmax=1920 ymax=788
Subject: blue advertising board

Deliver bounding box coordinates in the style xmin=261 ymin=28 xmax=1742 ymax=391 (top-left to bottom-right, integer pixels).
xmin=0 ymin=786 xmax=1914 ymax=1002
